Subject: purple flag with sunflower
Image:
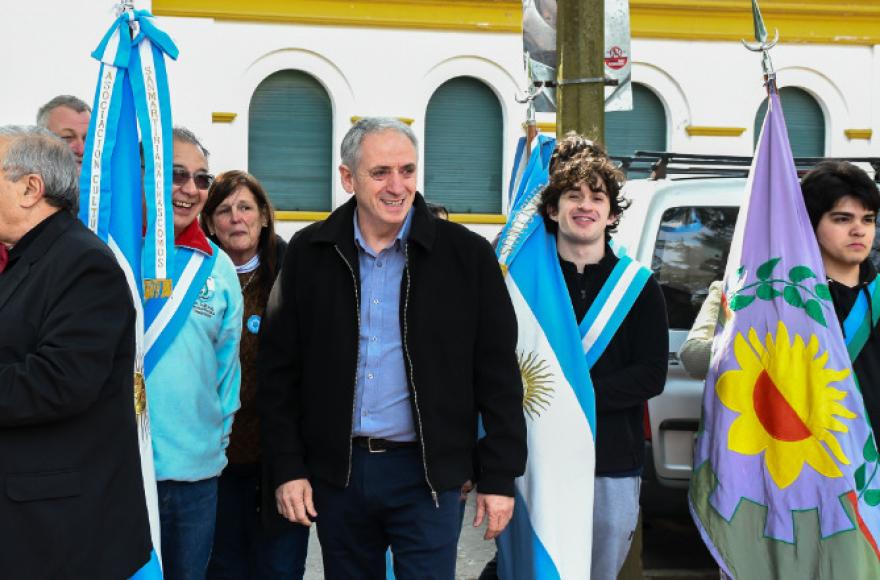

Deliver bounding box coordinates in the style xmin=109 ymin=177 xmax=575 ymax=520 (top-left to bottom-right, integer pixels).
xmin=689 ymin=90 xmax=880 ymax=578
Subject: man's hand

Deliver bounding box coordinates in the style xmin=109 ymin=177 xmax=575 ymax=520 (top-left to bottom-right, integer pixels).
xmin=473 ymin=493 xmax=514 ymax=540
xmin=275 ymin=478 xmax=317 ymax=526
xmin=460 ymin=480 xmax=474 ymax=501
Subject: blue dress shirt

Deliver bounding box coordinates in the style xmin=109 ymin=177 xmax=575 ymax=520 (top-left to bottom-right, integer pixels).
xmin=351 ymin=209 xmax=416 ymax=442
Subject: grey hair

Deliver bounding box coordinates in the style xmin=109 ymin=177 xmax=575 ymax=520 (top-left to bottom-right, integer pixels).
xmin=340 ymin=117 xmax=418 ymax=171
xmin=172 ymin=126 xmax=210 ymax=160
xmin=36 ymin=95 xmax=92 ymax=128
xmin=0 ymin=125 xmax=79 ymax=213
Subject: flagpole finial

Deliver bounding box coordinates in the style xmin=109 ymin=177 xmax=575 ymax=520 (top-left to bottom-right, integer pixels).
xmin=516 ymin=51 xmax=539 ymax=126
xmin=741 ymin=0 xmax=779 ymax=92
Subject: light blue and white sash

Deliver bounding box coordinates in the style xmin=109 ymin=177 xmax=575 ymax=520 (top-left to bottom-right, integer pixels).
xmin=579 ymin=254 xmax=652 ymax=369
xmin=842 ymin=276 xmax=880 ymax=360
xmin=144 ymin=245 xmax=217 ymax=375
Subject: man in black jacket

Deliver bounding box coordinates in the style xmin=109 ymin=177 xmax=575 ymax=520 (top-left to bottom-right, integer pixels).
xmin=801 ymin=161 xmax=880 ymax=438
xmin=537 ymin=134 xmax=668 ymax=580
xmin=258 ymin=117 xmax=526 ymax=579
xmin=0 ymin=126 xmax=151 ymax=578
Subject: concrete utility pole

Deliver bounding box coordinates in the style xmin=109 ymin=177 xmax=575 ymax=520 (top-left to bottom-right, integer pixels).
xmin=556 ymin=0 xmax=605 ymax=141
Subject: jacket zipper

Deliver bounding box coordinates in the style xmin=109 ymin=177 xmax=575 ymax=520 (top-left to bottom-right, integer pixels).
xmin=335 ymin=244 xmax=360 ymax=488
xmin=403 ymin=244 xmax=440 ymax=508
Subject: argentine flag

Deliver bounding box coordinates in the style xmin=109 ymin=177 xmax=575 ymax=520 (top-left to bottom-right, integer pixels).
xmin=79 ymin=8 xmax=179 ymax=578
xmin=495 ymin=136 xmax=597 ymax=579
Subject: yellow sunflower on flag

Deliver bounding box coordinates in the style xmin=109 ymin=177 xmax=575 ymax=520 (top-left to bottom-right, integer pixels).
xmin=717 ymin=320 xmax=856 ymax=489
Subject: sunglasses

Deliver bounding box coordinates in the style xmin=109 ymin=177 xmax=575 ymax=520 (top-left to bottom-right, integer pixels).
xmin=172 ymin=167 xmax=215 ymax=190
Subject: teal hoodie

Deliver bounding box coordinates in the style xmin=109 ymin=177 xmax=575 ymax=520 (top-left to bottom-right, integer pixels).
xmin=147 ymin=227 xmax=243 ymax=482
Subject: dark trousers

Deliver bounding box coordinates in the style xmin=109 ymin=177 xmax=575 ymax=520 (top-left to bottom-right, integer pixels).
xmin=314 ymin=445 xmax=463 ymax=580
xmin=207 ymin=465 xmax=310 ymax=579
xmin=158 ymin=477 xmax=219 ymax=580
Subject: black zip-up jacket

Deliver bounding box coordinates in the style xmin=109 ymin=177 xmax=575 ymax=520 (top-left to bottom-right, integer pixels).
xmin=258 ymin=194 xmax=527 ymax=497
xmin=560 ymin=247 xmax=669 ymax=475
xmin=830 ymin=260 xmax=880 ymax=437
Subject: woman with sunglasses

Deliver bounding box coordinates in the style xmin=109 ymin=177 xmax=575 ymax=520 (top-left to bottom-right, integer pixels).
xmin=200 ymin=171 xmax=308 ymax=579
xmin=147 ymin=128 xmax=244 ymax=580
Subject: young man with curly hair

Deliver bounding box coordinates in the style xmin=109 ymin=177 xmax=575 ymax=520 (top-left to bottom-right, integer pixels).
xmin=538 ymin=134 xmax=669 ymax=579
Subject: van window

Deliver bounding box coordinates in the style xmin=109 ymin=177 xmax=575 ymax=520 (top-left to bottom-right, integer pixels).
xmin=651 ymin=206 xmax=739 ymax=330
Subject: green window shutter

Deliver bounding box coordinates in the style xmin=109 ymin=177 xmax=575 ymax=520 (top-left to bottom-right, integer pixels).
xmin=754 ymin=87 xmax=825 ymax=157
xmin=425 ymin=77 xmax=503 ymax=214
xmin=605 ymin=83 xmax=667 ymax=158
xmin=248 ymin=70 xmax=333 ymax=211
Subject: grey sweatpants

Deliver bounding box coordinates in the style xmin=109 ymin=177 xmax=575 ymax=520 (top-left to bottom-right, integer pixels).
xmin=591 ymin=475 xmax=641 ymax=580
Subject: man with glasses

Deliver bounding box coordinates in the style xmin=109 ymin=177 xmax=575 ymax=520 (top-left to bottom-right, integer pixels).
xmin=259 ymin=117 xmax=527 ymax=578
xmin=147 ymin=127 xmax=242 ymax=580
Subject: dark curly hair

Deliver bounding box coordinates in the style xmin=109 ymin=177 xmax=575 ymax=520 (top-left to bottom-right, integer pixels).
xmin=538 ymin=132 xmax=629 ymax=240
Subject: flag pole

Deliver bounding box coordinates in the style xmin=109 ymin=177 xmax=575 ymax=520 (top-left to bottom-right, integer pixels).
xmin=516 ymin=52 xmax=540 ymax=157
xmin=741 ymin=0 xmax=779 ymax=95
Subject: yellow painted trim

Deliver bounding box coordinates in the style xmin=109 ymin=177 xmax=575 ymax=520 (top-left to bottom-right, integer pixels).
xmin=631 ymin=0 xmax=880 ymax=45
xmin=686 ymin=125 xmax=746 ymax=137
xmin=212 ymin=112 xmax=237 ymax=123
xmin=351 ymin=116 xmax=414 ymax=126
xmin=152 ymin=0 xmax=521 ymax=33
xmin=449 ymin=213 xmax=507 ymax=225
xmin=275 ymin=210 xmax=331 ymax=221
xmin=845 ymin=129 xmax=873 ymax=141
xmin=523 ymin=121 xmax=557 ymax=134
xmin=154 ymin=0 xmax=880 ymax=44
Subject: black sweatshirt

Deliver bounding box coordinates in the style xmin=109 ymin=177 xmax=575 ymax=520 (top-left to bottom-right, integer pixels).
xmin=830 ymin=260 xmax=880 ymax=437
xmin=559 ymin=247 xmax=669 ymax=475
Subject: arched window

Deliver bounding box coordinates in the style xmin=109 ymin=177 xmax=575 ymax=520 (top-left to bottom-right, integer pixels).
xmin=248 ymin=70 xmax=333 ymax=211
xmin=754 ymin=87 xmax=825 ymax=157
xmin=605 ymin=83 xmax=667 ymax=158
xmin=425 ymin=77 xmax=503 ymax=214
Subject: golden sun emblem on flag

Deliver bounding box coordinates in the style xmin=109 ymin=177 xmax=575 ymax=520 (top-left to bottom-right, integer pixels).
xmin=519 ymin=351 xmax=554 ymax=419
xmin=716 ymin=321 xmax=856 ymax=489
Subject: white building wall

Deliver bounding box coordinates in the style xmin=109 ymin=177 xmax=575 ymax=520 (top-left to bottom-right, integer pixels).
xmin=2 ymin=0 xmax=878 ymax=238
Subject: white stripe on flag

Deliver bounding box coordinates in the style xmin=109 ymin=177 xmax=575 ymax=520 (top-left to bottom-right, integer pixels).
xmin=107 ymin=236 xmax=162 ymax=563
xmin=107 ymin=236 xmax=144 ymax=362
xmin=509 ymin=278 xmax=595 ymax=579
xmin=144 ymin=253 xmax=203 ymax=353
xmin=581 ymin=261 xmax=640 ymax=354
xmin=139 ymin=39 xmax=170 ymax=279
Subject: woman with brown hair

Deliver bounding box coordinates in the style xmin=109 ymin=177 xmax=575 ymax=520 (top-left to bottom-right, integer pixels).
xmin=201 ymin=170 xmax=308 ymax=579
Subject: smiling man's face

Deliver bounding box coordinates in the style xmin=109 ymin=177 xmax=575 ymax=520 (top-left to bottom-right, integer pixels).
xmin=340 ymin=130 xmax=417 ymax=238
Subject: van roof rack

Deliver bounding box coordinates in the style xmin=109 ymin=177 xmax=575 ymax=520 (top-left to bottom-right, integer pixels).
xmin=612 ymin=151 xmax=880 ymax=182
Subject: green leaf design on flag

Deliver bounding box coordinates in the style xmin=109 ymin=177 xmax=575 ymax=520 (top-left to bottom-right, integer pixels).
xmin=729 ymin=294 xmax=756 ymax=311
xmin=783 ymin=286 xmax=804 ymax=308
xmin=815 ymin=283 xmax=832 ymax=302
xmin=865 ymin=436 xmax=879 ymax=463
xmin=804 ymin=299 xmax=827 ymax=327
xmin=857 ymin=464 xmax=868 ymax=491
xmin=756 ymin=284 xmax=781 ymax=300
xmin=757 ymin=257 xmax=781 ymax=281
xmin=788 ymin=265 xmax=816 ymax=283
xmin=736 ymin=265 xmax=745 ymax=279
xmin=865 ymin=489 xmax=880 ymax=507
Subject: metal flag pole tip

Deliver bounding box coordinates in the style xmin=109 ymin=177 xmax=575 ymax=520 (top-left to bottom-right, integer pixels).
xmin=741 ymin=0 xmax=779 ymax=92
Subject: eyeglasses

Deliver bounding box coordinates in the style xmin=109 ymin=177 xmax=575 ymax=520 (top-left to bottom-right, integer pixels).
xmin=364 ymin=164 xmax=417 ymax=182
xmin=172 ymin=167 xmax=215 ymax=190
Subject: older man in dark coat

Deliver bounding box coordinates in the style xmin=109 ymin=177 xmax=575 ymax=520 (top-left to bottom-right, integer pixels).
xmin=0 ymin=126 xmax=151 ymax=579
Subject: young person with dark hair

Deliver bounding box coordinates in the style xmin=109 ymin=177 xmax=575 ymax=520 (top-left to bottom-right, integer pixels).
xmin=537 ymin=133 xmax=668 ymax=579
xmin=801 ymin=160 xmax=880 ymax=435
